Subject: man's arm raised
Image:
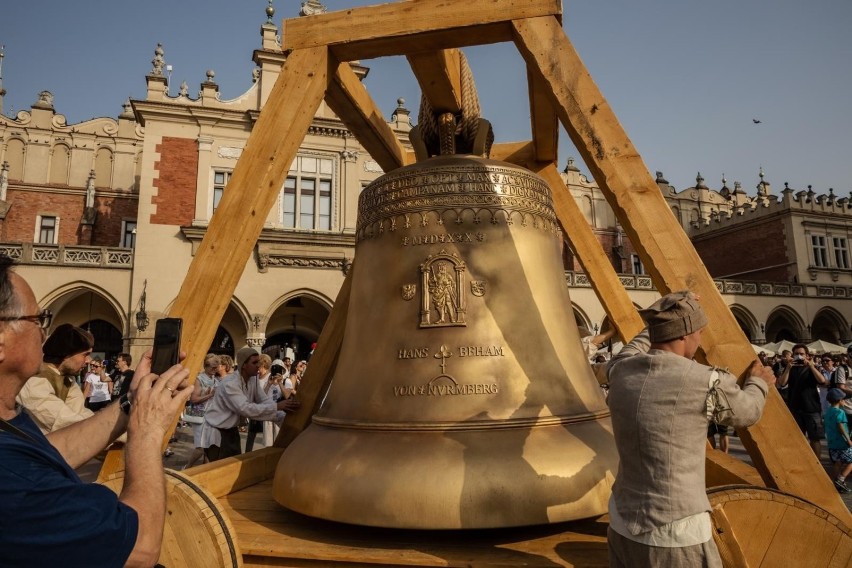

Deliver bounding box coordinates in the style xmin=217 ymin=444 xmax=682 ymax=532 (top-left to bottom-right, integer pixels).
xmin=120 ymin=359 xmax=192 ymax=567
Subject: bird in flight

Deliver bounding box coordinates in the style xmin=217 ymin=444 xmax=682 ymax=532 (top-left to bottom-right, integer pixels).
xmin=753 ymin=119 xmax=762 ymax=124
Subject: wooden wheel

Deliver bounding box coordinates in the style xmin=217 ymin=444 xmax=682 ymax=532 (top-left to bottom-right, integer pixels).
xmin=708 ymin=485 xmax=851 ymax=568
xmin=100 ymin=468 xmax=242 ymax=567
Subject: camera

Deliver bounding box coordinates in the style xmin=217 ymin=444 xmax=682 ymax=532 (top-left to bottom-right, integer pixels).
xmin=271 ymin=364 xmax=285 ymax=376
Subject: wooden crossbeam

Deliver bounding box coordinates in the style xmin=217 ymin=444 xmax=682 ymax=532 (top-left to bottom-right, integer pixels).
xmin=407 ymin=49 xmax=462 ymax=114
xmin=527 ymin=69 xmax=559 ymax=163
xmin=282 ymin=0 xmax=561 ymax=61
xmin=99 ymin=47 xmax=330 ymax=481
xmin=535 ymin=163 xmax=644 ymax=342
xmin=274 ymin=269 xmax=352 ymax=449
xmin=491 ymin=140 xmax=536 ymax=166
xmin=167 ymin=46 xmax=328 ymax=388
xmin=326 ymin=59 xmax=410 ymax=172
xmin=512 ymin=15 xmax=852 ymax=524
xmin=98 ymin=48 xmax=331 ymax=480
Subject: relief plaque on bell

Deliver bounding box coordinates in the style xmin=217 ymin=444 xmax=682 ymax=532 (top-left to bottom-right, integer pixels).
xmin=274 ymin=155 xmax=618 ymax=529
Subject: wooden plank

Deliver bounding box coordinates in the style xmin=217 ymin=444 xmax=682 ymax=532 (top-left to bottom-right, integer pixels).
xmin=705 ymin=448 xmax=765 ymax=488
xmin=758 ymin=503 xmax=844 ymax=568
xmin=512 ymin=15 xmax=852 ymax=525
xmin=535 ymin=162 xmax=644 ymax=343
xmin=283 ymin=0 xmax=562 ymax=61
xmin=710 ymin=505 xmax=751 ymax=568
xmin=326 ymin=59 xmax=409 ymax=173
xmin=710 ymin=489 xmax=791 ymax=567
xmin=527 ymin=67 xmax=559 ymax=163
xmin=407 ymin=49 xmax=462 ymax=114
xmin=186 ymin=446 xmax=284 ymax=499
xmin=96 ymin=442 xmax=126 ymax=481
xmin=274 ymin=269 xmax=352 ymax=449
xmin=221 ymin=480 xmax=610 ymax=566
xmin=491 ymin=140 xmax=535 ymax=166
xmin=146 ymin=47 xmax=329 ymax=457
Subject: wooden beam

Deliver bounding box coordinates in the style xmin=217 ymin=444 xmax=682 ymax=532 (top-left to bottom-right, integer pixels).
xmin=166 ymin=48 xmax=327 ymax=446
xmin=491 ymin=140 xmax=536 ymax=167
xmin=98 ymin=48 xmax=330 ymax=481
xmin=527 ymin=67 xmax=559 ymax=163
xmin=512 ymin=15 xmax=852 ymax=524
xmin=710 ymin=505 xmax=752 ymax=568
xmin=326 ymin=59 xmax=410 ymax=172
xmin=407 ymin=49 xmax=462 ymax=114
xmin=535 ymin=163 xmax=644 ymax=343
xmin=186 ymin=446 xmax=283 ymax=499
xmin=274 ymin=268 xmax=352 ymax=449
xmin=96 ymin=443 xmax=125 ymax=483
xmin=705 ymin=448 xmax=765 ymax=488
xmin=282 ymin=0 xmax=562 ymax=61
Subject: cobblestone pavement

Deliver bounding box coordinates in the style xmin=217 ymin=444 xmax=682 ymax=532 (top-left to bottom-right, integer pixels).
xmin=80 ymin=427 xmax=852 ymax=513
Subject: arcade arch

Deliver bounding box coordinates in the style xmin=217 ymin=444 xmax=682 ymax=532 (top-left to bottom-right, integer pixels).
xmin=810 ymin=307 xmax=850 ymax=344
xmin=213 ymin=302 xmax=249 ymax=356
xmin=41 ymin=284 xmax=125 ymax=334
xmin=729 ymin=304 xmax=759 ymax=343
xmin=40 ymin=284 xmax=125 ymax=358
xmin=765 ymin=306 xmax=806 ymax=343
xmin=572 ymin=304 xmax=592 ymax=333
xmin=264 ymin=292 xmax=332 ymax=362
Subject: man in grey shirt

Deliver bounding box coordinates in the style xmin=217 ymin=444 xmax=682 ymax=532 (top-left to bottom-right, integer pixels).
xmin=606 ymin=291 xmax=775 ymax=567
xmin=201 ymin=346 xmax=300 ymax=461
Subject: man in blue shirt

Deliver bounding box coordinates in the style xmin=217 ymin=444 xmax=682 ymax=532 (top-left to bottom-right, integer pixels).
xmin=0 ymin=255 xmax=193 ymax=567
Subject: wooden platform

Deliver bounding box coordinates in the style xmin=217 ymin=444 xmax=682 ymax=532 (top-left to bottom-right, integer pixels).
xmin=221 ymin=480 xmax=609 ymax=567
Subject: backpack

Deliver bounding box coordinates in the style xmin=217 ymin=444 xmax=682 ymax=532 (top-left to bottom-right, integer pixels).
xmin=830 ymin=365 xmax=852 ymax=399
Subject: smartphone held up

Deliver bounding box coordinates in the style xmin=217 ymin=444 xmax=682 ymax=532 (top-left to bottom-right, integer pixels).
xmin=151 ymin=317 xmax=183 ymax=375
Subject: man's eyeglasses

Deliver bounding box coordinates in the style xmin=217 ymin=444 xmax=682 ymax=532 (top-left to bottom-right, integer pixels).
xmin=0 ymin=309 xmax=53 ymax=329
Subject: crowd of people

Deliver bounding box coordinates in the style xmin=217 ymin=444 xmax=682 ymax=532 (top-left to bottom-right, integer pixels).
xmin=770 ymin=344 xmax=852 ymax=492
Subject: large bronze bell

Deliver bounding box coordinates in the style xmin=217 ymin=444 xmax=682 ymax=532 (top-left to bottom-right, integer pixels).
xmin=273 ymin=151 xmax=618 ymax=529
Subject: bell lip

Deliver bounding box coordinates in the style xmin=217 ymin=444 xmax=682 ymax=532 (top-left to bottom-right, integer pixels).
xmin=274 ymin=418 xmax=618 ymax=530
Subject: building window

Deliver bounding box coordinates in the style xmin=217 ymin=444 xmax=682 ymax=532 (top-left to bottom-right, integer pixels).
xmin=811 ymin=235 xmax=828 ymax=267
xmin=281 ymin=155 xmax=334 ymax=230
xmin=833 ymin=237 xmax=849 ymax=269
xmin=36 ymin=216 xmax=58 ymax=244
xmin=212 ymin=170 xmax=232 ymax=214
xmin=631 ymin=254 xmax=646 ymax=275
xmin=121 ymin=220 xmax=137 ymax=249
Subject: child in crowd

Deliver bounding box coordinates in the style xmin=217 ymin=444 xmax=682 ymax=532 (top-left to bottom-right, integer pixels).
xmin=824 ymin=388 xmax=852 ymax=492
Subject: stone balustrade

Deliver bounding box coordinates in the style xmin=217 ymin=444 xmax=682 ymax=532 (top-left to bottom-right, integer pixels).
xmin=0 ymin=243 xmax=133 ymax=269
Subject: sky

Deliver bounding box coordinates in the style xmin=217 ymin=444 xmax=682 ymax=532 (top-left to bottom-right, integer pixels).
xmin=1 ymin=0 xmax=850 ymax=195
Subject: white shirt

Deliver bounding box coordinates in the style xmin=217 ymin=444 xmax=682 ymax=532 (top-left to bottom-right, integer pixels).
xmin=85 ymin=373 xmax=111 ymax=404
xmin=608 ymin=495 xmax=711 ymax=547
xmin=200 ymin=372 xmax=284 ymax=448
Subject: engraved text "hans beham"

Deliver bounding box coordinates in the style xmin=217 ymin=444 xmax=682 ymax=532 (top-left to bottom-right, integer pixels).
xmin=398 ymin=347 xmax=429 ymax=359
xmin=459 ymin=346 xmax=504 ymax=357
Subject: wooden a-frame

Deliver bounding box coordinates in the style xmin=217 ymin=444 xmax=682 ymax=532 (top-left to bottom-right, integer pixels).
xmin=111 ymin=0 xmax=850 ymax=529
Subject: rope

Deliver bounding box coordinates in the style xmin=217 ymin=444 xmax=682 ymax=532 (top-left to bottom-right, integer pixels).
xmin=417 ymin=52 xmax=489 ymax=156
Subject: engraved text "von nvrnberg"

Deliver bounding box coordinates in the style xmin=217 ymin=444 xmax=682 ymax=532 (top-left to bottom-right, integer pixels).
xmin=459 ymin=346 xmax=504 ymax=357
xmin=398 ymin=348 xmax=429 ymax=359
xmin=393 ymin=384 xmax=499 ymax=396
